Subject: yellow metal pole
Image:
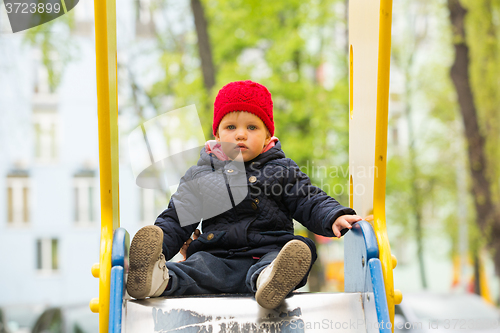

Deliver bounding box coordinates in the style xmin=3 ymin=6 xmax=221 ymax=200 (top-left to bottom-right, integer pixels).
xmin=348 ymin=0 xmax=400 ymax=328
xmin=372 ymin=0 xmax=401 ymax=329
xmin=90 ymin=0 xmax=120 ymax=332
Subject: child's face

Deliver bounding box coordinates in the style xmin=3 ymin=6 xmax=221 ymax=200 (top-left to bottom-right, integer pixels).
xmin=215 ymin=111 xmax=271 ymax=162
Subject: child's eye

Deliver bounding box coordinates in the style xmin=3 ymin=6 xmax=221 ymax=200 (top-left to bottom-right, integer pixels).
xmin=227 ymin=125 xmax=236 ymax=130
xmin=248 ymin=125 xmax=257 ymax=130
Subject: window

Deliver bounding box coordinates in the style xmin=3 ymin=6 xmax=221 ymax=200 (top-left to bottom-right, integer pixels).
xmin=74 ymin=172 xmax=96 ymax=225
xmin=33 ymin=59 xmax=50 ymax=95
xmin=139 ymin=187 xmax=168 ymax=224
xmin=74 ymin=1 xmax=94 ymax=35
xmin=135 ymin=0 xmax=156 ymax=37
xmin=36 ymin=238 xmax=59 ymax=273
xmin=32 ymin=49 xmax=59 ymax=164
xmin=6 ymin=174 xmax=30 ymax=225
xmin=33 ymin=111 xmax=58 ymax=164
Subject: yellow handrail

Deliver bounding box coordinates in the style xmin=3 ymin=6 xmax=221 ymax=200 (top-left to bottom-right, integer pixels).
xmin=373 ymin=0 xmax=401 ymax=329
xmin=90 ymin=1 xmax=120 ymax=332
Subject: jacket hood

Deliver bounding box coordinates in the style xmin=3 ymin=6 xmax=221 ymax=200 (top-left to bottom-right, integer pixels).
xmin=197 ymin=140 xmax=286 ymax=169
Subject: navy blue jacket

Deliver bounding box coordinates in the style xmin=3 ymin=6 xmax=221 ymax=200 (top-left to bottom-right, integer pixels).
xmin=154 ymin=141 xmax=356 ymax=261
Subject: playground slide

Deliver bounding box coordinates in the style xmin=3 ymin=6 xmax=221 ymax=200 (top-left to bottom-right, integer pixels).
xmin=91 ymin=0 xmax=397 ymax=331
xmin=124 ymin=293 xmax=370 ymax=333
xmin=109 ymin=221 xmax=390 ymax=333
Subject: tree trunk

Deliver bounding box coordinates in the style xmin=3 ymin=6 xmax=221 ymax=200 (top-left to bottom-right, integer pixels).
xmin=344 ymin=0 xmax=349 ymax=56
xmin=190 ymin=0 xmax=216 ymax=92
xmin=473 ymin=253 xmax=481 ymax=295
xmin=405 ymin=87 xmax=428 ymax=289
xmin=447 ymin=0 xmax=500 ymax=276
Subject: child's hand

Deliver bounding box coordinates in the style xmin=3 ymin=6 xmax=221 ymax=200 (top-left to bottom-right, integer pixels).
xmin=332 ymin=215 xmax=362 ymax=238
xmin=178 ymin=229 xmax=201 ymax=262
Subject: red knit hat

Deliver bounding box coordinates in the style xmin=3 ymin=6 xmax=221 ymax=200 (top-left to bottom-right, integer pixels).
xmin=213 ymin=80 xmax=274 ymax=136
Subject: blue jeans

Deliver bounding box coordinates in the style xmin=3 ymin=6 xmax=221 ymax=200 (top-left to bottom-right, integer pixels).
xmin=161 ymin=251 xmax=310 ymax=296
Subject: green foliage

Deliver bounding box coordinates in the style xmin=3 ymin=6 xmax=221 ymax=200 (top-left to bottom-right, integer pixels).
xmin=23 ymin=12 xmax=77 ymax=92
xmin=386 ymin=0 xmax=467 ymax=261
xmin=142 ymin=0 xmax=352 ymax=203
xmin=386 ymin=154 xmax=412 ymax=231
xmin=387 ymin=0 xmax=500 ymax=268
xmin=206 ymin=0 xmax=351 ymax=202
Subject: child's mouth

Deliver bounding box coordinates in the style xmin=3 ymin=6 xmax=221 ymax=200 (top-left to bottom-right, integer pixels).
xmin=235 ymin=144 xmax=248 ymax=151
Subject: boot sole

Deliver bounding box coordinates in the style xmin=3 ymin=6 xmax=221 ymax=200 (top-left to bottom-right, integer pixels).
xmin=126 ymin=225 xmax=163 ymax=299
xmin=255 ymin=240 xmax=312 ymax=309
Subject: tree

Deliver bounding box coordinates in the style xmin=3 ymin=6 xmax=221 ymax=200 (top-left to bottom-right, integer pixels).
xmin=202 ymin=0 xmax=351 ymax=290
xmin=190 ymin=0 xmax=216 ymax=93
xmin=447 ymin=0 xmax=500 ymax=281
xmin=387 ymin=0 xmax=474 ymax=291
xmin=24 ymin=12 xmax=76 ymax=92
xmin=28 ymin=0 xmax=362 ymax=291
xmin=392 ymin=0 xmax=432 ymax=288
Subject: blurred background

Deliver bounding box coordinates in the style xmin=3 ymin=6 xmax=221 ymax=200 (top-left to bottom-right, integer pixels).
xmin=1 ymin=0 xmax=499 ymax=332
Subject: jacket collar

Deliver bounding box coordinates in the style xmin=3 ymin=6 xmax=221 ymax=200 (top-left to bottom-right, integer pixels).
xmin=198 ymin=140 xmax=286 ymax=169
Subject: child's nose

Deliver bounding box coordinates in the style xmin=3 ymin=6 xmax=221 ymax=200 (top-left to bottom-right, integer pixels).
xmin=235 ymin=128 xmax=247 ymax=140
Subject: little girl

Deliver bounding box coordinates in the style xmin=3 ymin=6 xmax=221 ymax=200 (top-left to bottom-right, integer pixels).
xmin=126 ymin=80 xmax=360 ymax=309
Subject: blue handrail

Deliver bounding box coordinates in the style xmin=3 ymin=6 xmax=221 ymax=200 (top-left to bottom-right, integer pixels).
xmin=109 ymin=228 xmax=129 ymax=333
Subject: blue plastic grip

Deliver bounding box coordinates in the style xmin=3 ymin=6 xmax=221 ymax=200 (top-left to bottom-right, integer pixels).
xmin=369 ymin=258 xmax=391 ymax=333
xmin=109 ymin=266 xmax=124 ymax=333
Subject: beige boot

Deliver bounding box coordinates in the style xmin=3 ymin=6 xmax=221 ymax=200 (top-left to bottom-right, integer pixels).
xmin=126 ymin=225 xmax=170 ymax=299
xmin=255 ymin=240 xmax=311 ymax=309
